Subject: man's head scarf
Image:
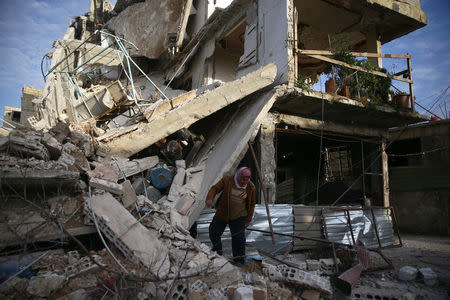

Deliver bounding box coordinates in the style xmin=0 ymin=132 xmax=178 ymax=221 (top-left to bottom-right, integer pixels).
xmin=234 ymin=167 xmax=251 ymax=189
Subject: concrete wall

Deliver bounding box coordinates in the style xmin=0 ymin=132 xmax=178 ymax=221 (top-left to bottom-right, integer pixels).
xmin=190 ymin=2 xmax=248 ymax=89
xmin=258 ymin=114 xmax=277 ymax=203
xmin=20 ymin=86 xmax=41 ymax=126
xmin=237 ymin=0 xmax=290 ymax=84
xmin=3 ymin=106 xmax=21 ymax=129
xmin=389 ymin=121 xmax=450 ymax=235
xmin=188 ymin=0 xmax=291 ymax=90
xmin=213 ymin=46 xmax=241 ymax=83
xmin=391 ymin=190 xmax=449 ymax=235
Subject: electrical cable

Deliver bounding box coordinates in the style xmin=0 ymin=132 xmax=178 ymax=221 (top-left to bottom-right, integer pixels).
xmin=388 ymin=144 xmax=450 ymax=157
xmin=315 ymin=90 xmax=325 ymax=205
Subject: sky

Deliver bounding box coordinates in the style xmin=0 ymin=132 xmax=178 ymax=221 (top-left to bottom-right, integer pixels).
xmin=0 ymin=0 xmax=448 ymax=122
xmin=382 ymin=0 xmax=450 ymax=118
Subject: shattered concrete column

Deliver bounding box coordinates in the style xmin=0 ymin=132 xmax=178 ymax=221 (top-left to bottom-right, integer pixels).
xmin=259 ymin=113 xmax=277 ymax=204
xmin=287 ymin=0 xmax=297 ymax=85
xmin=85 ymin=193 xmax=170 ymax=278
xmin=20 ymin=86 xmax=41 ymax=126
xmin=168 ymin=160 xmax=186 ymax=203
xmin=171 ymin=88 xmax=280 ymax=230
xmin=366 ymin=29 xmax=382 ymax=68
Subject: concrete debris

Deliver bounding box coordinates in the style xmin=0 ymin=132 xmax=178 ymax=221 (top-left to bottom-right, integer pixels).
xmin=233 ymin=285 xmax=253 ymax=300
xmin=306 ymin=259 xmax=320 ymax=271
xmin=26 ymin=274 xmax=66 ymax=297
xmin=89 ymin=177 xmax=124 ymax=195
xmin=419 ymin=267 xmax=438 ymax=286
xmin=301 ymin=289 xmax=321 ymax=300
xmin=398 ymin=266 xmax=418 ymax=281
xmin=106 ymin=0 xmax=192 ymax=59
xmin=111 ymin=156 xmax=159 ymax=179
xmin=85 ymin=192 xmax=170 ymax=278
xmin=3 ymin=128 xmax=50 ymax=161
xmin=55 ymin=289 xmax=87 ymax=300
xmin=263 ymin=263 xmax=332 ymax=294
xmin=101 ymin=63 xmax=277 ymax=157
xmin=121 ymin=179 xmax=139 ymax=208
xmin=319 ymin=258 xmax=341 ymax=269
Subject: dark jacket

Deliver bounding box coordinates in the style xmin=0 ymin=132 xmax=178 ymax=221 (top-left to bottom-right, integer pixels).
xmin=206 ymin=175 xmax=256 ymax=224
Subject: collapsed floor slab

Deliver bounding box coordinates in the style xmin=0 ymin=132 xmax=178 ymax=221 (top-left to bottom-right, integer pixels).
xmin=84 ymin=192 xmax=170 ymax=278
xmin=99 ymin=63 xmax=276 ymax=157
xmin=170 ymin=87 xmax=281 ymax=230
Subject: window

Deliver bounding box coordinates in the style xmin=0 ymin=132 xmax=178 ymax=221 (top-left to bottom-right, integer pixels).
xmin=324 ymin=146 xmax=352 ymax=182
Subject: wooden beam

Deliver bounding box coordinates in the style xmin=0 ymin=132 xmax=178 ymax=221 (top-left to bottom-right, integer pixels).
xmin=393 ymin=69 xmax=409 ymax=77
xmin=407 ymin=54 xmax=415 ymax=111
xmin=305 ymin=54 xmax=413 ymax=84
xmin=297 ymin=49 xmax=410 ymax=59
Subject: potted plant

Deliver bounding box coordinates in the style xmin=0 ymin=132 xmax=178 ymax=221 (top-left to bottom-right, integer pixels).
xmin=338 ymin=86 xmax=350 ymax=98
xmin=393 ymin=91 xmax=411 ymax=108
xmin=324 ymin=35 xmax=392 ymax=102
xmin=324 ymin=35 xmax=353 ymax=95
xmin=297 ymin=73 xmax=314 ymax=93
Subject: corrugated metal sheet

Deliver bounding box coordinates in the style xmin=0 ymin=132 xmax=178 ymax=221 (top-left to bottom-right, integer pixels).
xmin=197 ymin=204 xmax=293 ymax=255
xmin=323 ymin=207 xmax=396 ymax=249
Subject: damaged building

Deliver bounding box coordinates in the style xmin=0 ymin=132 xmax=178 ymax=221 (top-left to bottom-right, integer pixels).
xmin=1 ymin=0 xmax=449 ymax=299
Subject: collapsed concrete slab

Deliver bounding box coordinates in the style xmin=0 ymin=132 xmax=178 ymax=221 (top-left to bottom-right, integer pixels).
xmin=106 ymin=0 xmax=193 ymax=59
xmin=100 ymin=63 xmax=277 ymax=157
xmin=59 ymin=39 xmax=124 ymax=67
xmin=170 ymin=87 xmax=281 ymax=230
xmin=84 ymin=192 xmax=170 ymax=278
xmin=75 ymin=81 xmax=129 ymax=121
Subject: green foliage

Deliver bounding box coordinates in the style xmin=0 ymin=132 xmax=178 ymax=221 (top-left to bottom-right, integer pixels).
xmin=297 ymin=73 xmax=314 ymax=93
xmin=324 ymin=35 xmax=392 ymax=103
xmin=355 ymin=61 xmax=392 ymax=103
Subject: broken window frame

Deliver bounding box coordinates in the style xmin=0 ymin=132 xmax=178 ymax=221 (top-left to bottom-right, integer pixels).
xmin=324 ymin=146 xmax=353 ymax=182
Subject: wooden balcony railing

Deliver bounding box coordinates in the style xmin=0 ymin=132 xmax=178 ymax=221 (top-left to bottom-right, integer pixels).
xmin=297 ymin=49 xmax=415 ymax=111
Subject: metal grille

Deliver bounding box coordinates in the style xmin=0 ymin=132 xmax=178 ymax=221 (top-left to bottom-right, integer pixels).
xmin=322 ymin=207 xmax=401 ymax=250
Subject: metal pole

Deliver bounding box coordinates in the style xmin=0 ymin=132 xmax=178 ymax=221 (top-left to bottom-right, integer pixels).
xmin=390 ymin=207 xmax=403 ymax=247
xmin=361 ymin=140 xmax=366 ymax=200
xmin=407 ymin=54 xmax=415 ymax=111
xmin=115 ymin=36 xmax=169 ymax=101
xmin=370 ymin=208 xmax=382 ymax=248
xmin=71 ymin=43 xmax=114 ymax=73
xmin=247 ymin=141 xmax=276 ymax=245
xmin=346 ymin=210 xmax=356 ymax=245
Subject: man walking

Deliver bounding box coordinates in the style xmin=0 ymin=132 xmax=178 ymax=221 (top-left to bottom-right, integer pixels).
xmin=205 ymin=167 xmax=256 ymax=265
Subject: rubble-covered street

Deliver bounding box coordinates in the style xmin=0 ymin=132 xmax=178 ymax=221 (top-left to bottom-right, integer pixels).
xmin=1 ymin=0 xmax=449 ymax=299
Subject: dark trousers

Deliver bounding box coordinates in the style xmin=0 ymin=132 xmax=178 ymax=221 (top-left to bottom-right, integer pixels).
xmin=209 ymin=216 xmax=246 ymax=264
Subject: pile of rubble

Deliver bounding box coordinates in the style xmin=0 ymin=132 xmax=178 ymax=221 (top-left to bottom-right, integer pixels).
xmin=0 ymin=123 xmax=336 ymax=299
xmin=1 ymin=124 xmax=446 ymax=299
